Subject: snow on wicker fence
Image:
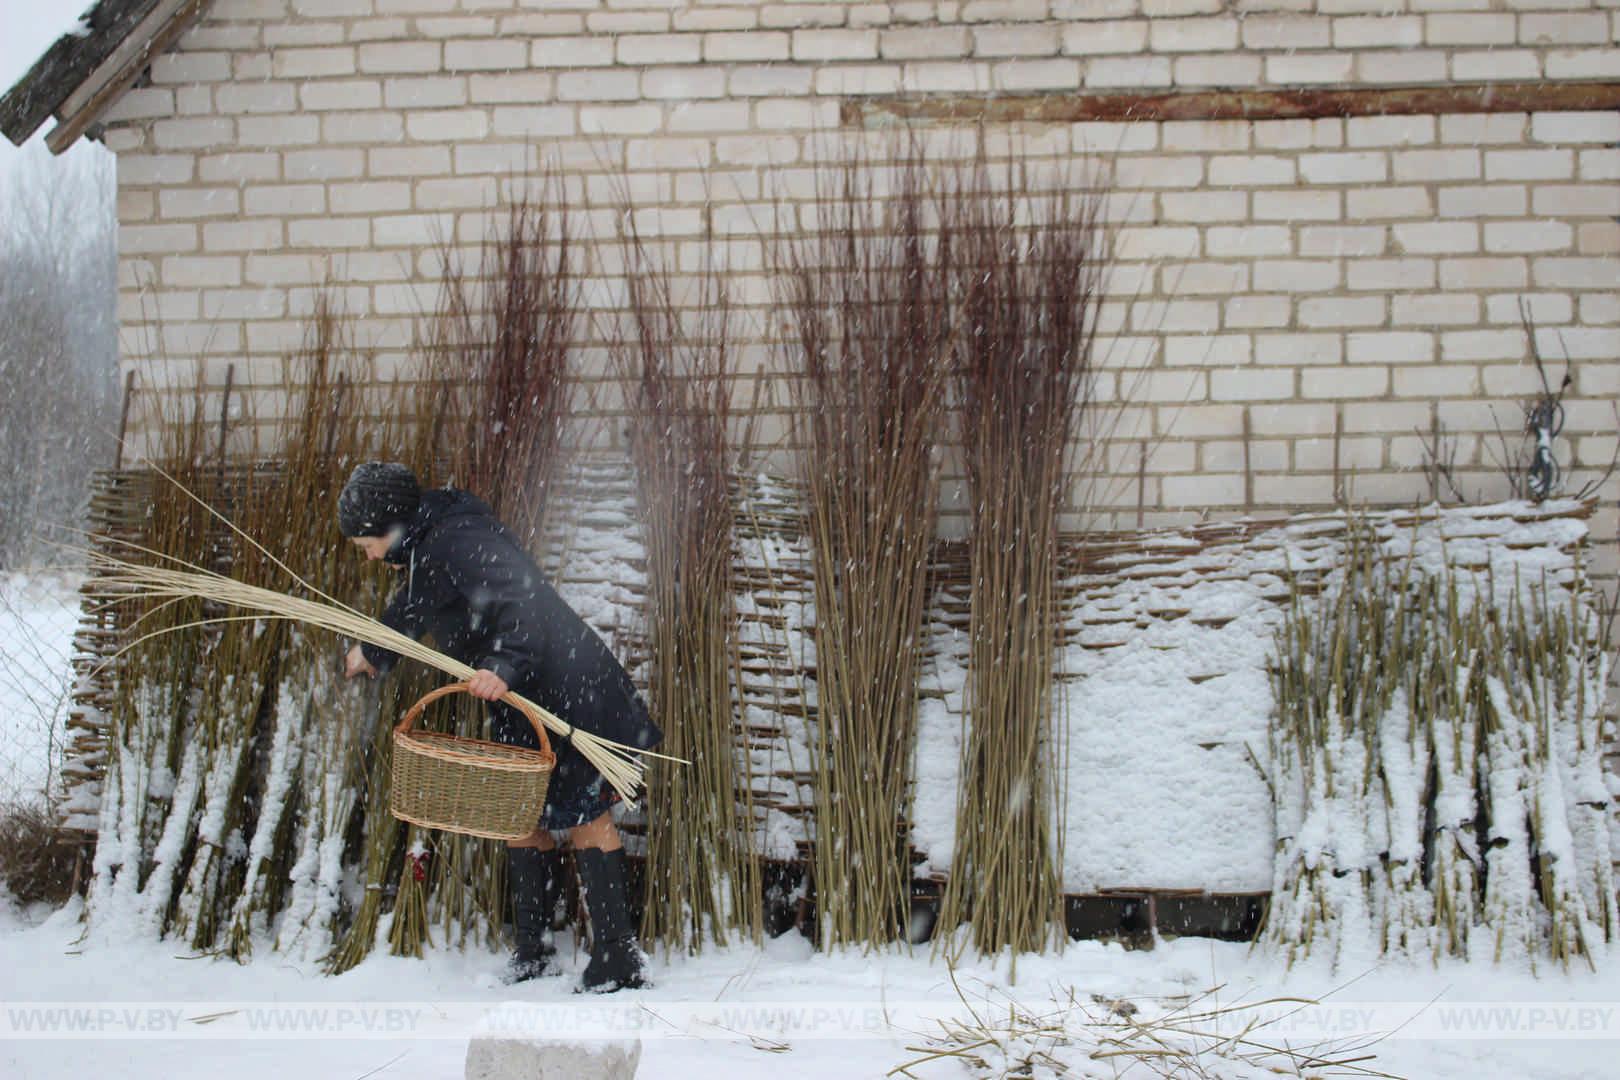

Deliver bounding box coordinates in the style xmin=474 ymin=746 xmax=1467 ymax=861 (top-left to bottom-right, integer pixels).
xmin=63 ymin=459 xmax=1611 ymax=965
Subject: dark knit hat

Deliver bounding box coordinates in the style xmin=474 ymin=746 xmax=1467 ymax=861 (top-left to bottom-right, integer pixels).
xmin=337 ymin=461 xmax=421 ymax=538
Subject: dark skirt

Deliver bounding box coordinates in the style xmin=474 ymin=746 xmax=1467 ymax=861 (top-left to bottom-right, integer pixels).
xmin=490 ymin=701 xmax=620 ymax=831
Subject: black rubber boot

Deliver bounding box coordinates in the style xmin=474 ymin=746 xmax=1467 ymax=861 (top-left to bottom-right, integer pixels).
xmin=506 ymin=846 xmax=563 ymax=983
xmin=575 ymin=847 xmax=646 ymax=993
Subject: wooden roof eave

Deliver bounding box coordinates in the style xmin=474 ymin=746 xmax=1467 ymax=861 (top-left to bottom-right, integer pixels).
xmin=0 ymin=0 xmax=214 ymax=154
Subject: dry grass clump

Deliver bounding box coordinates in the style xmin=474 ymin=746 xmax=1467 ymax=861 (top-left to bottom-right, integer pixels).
xmin=771 ymin=142 xmax=951 ymax=948
xmin=612 ymin=210 xmax=762 ymax=954
xmin=936 ymin=156 xmax=1108 ymax=965
xmin=0 ymin=799 xmax=80 ymax=906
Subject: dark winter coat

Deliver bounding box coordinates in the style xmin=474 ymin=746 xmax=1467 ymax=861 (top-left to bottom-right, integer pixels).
xmin=360 ymin=488 xmax=661 ymax=806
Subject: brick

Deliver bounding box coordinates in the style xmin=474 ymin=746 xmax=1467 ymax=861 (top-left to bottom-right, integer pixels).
xmin=1167 ymin=262 xmax=1251 ymax=294
xmin=1521 ymin=13 xmax=1611 ymax=45
xmin=271 ymin=47 xmax=356 ymax=79
xmin=289 ymin=217 xmax=369 ymax=247
xmin=1484 ymin=293 xmax=1571 ymax=325
xmin=1439 ymin=257 xmax=1528 ymax=290
xmin=1062 ymin=20 xmax=1148 ymax=55
xmin=1485 ymin=221 xmax=1575 ymax=254
xmin=1347 ymin=115 xmax=1435 ymax=148
xmin=792 ymin=29 xmax=879 ymax=61
xmin=238 ymin=114 xmax=321 ymax=146
xmin=1250 ymin=258 xmax=1340 ymax=293
xmin=301 ymin=79 xmax=384 ymax=111
xmin=1131 ymin=299 xmax=1220 ymax=332
xmin=1113 ymin=155 xmax=1205 ymax=188
xmin=1579 ymin=148 xmax=1620 ymax=180
xmin=1439 ymin=113 xmax=1526 ymax=145
xmin=283 ymin=148 xmax=364 ymax=180
xmin=1347 ymin=186 xmax=1432 ymax=219
xmin=1165 ymin=334 xmax=1252 ymax=367
xmin=580 ymin=103 xmax=664 ymax=135
xmin=1393 ymin=149 xmax=1480 ymax=182
xmin=973 ymin=24 xmax=1059 ymax=57
xmin=1264 ymin=52 xmax=1354 ymax=84
xmin=1143 ymin=0 xmax=1224 ymax=14
xmin=1252 ymin=190 xmax=1340 ymax=222
xmin=1458 ymin=49 xmax=1545 ymax=83
xmin=1546 ymin=49 xmax=1620 ymax=80
xmin=813 ymin=64 xmax=903 ymax=95
xmin=1164 ymin=473 xmax=1246 ymax=505
xmin=152 ymin=51 xmax=233 ymax=84
xmin=324 ymin=111 xmax=405 ymax=144
xmin=558 ymin=68 xmax=642 ymax=100
xmin=358 ymin=41 xmax=441 ymax=73
xmin=1211 ymin=367 xmax=1294 ymax=400
xmin=1425 ymin=12 xmax=1515 ymax=44
xmin=385 ymin=76 xmax=468 ymax=108
xmin=330 ymin=181 xmax=412 ymax=214
xmin=159 ymin=187 xmax=241 ymax=219
xmin=532 ymin=36 xmax=615 ymax=67
xmin=1393 ymin=291 xmax=1486 ymax=328
xmin=1115 ymin=226 xmax=1201 ymax=259
xmin=961 ymin=0 xmax=1048 ymax=20
xmin=1531 ymin=111 xmax=1620 ymax=145
xmin=444 ymin=37 xmax=530 ymax=70
xmin=618 ymin=33 xmax=703 ymax=65
xmin=1302 ymin=366 xmax=1387 ymax=398
xmin=122 ymin=224 xmax=199 ymax=254
xmin=1253 ymin=117 xmax=1343 ymax=151
xmin=1298 ymin=226 xmax=1386 ymax=257
xmin=1161 ymin=190 xmax=1248 ymax=222
xmin=1242 ymin=14 xmax=1332 ymax=49
xmin=1536 ymin=184 xmax=1620 ymax=217
xmin=1208 ymin=154 xmax=1295 ymax=186
xmin=1341 ymin=401 xmax=1431 ymax=436
xmin=1298 ymin=152 xmax=1387 ymax=184
xmin=1442 ymin=329 xmax=1527 ymax=362
xmin=1485 ymin=149 xmax=1575 ymax=182
xmin=1350 ymin=331 xmax=1435 ymax=365
xmin=1224 ymin=295 xmax=1292 ymax=328
xmin=1347 ymin=258 xmax=1436 ymax=291
xmin=1393 ymin=221 xmax=1479 ymax=255
xmin=1086 ymin=55 xmax=1172 ymax=87
xmin=120 ymin=154 xmax=195 ymax=185
xmin=198 ymin=152 xmax=280 ymax=183
xmin=243 ymin=184 xmax=325 ymax=216
xmin=730 ymin=65 xmax=816 ymax=96
xmin=1256 ymin=332 xmax=1342 ymax=365
xmin=1162 ymin=120 xmax=1250 ymax=152
xmin=1299 ymin=295 xmax=1386 ymax=327
xmin=414 ymin=176 xmax=498 ymax=209
xmin=1437 ymin=185 xmax=1527 ymax=218
xmin=989 ymin=58 xmax=1081 ymax=91
xmin=1335 ymin=16 xmax=1423 ymax=48
xmin=490 ymin=105 xmax=575 ymax=138
xmin=1360 ymin=49 xmax=1449 ymax=84
xmin=153 ymin=116 xmax=234 ymax=149
xmin=1175 ymin=54 xmax=1263 ymax=86
xmin=162 ymin=255 xmax=243 ymax=288
xmin=643 ymin=66 xmax=728 ymax=98
xmin=1206 ymin=225 xmax=1291 ymax=256
xmin=469 ymin=72 xmax=554 ymax=104
xmin=1150 ymin=16 xmax=1240 ymax=51
xmin=1392 ymin=363 xmax=1469 ymax=398
xmin=704 ymin=31 xmax=791 ymax=61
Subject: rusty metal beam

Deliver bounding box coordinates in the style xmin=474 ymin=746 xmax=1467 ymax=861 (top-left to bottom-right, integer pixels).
xmin=843 ymin=82 xmax=1620 ymax=127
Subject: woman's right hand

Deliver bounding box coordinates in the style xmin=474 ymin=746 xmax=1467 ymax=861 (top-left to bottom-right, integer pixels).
xmin=345 ymin=644 xmax=378 ymax=679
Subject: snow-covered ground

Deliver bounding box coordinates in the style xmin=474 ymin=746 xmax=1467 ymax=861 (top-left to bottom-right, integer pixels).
xmin=4 ymin=573 xmax=1620 ymax=1080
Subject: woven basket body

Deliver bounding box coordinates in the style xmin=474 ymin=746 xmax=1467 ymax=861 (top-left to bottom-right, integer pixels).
xmin=390 ymin=683 xmax=555 ymax=841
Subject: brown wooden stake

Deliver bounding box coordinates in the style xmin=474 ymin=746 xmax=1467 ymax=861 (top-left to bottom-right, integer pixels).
xmin=113 ymin=369 xmax=136 ymax=471
xmin=1241 ymin=406 xmax=1253 ymax=514
xmin=1429 ymin=401 xmax=1442 ymax=504
xmin=1136 ymin=438 xmax=1147 ymax=529
xmin=1333 ymin=404 xmax=1345 ymax=507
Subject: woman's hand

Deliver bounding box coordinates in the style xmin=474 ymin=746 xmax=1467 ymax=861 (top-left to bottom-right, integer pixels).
xmin=466 ymin=669 xmax=509 ymax=701
xmin=344 ymin=644 xmax=378 ymax=679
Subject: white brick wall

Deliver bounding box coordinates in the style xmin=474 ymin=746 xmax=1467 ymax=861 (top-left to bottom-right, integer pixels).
xmin=98 ymin=0 xmax=1619 ymax=580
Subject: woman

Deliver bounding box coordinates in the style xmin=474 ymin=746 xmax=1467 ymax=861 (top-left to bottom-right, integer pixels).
xmin=337 ymin=461 xmax=661 ymax=992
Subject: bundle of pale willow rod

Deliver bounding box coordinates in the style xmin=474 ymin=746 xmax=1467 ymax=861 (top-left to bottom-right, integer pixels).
xmin=84 ymin=549 xmax=655 ymax=803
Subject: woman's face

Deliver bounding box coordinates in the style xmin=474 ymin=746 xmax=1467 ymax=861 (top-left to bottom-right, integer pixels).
xmin=350 ymin=534 xmax=392 ymax=561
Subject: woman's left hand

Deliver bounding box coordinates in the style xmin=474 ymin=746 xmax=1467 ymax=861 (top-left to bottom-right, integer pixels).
xmin=466 ymin=669 xmax=509 ymax=701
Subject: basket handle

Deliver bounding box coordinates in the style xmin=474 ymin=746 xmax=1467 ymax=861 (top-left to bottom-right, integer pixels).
xmin=396 ymin=682 xmax=553 ymax=756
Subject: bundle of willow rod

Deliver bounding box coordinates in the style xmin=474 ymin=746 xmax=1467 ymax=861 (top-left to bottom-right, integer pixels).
xmin=427 ymin=180 xmax=574 ymax=552
xmin=936 ymin=156 xmax=1107 ymax=963
xmin=84 ymin=552 xmax=654 ymax=802
xmin=772 ymin=141 xmax=948 ymax=947
xmin=614 ymin=206 xmax=762 ymax=954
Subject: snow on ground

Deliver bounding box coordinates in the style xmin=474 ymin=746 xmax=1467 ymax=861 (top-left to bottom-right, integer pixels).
xmin=3 ymin=898 xmax=1620 ymax=1080
xmin=0 ymin=573 xmax=79 ymax=804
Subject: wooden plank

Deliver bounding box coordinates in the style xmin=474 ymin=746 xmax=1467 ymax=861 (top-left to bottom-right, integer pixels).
xmin=46 ymin=0 xmax=211 ymax=155
xmin=0 ymin=0 xmax=161 ymax=146
xmin=845 ymin=82 xmax=1620 ymax=127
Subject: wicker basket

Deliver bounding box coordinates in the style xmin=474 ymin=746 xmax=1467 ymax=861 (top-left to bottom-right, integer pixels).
xmin=390 ymin=682 xmax=556 ymax=841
